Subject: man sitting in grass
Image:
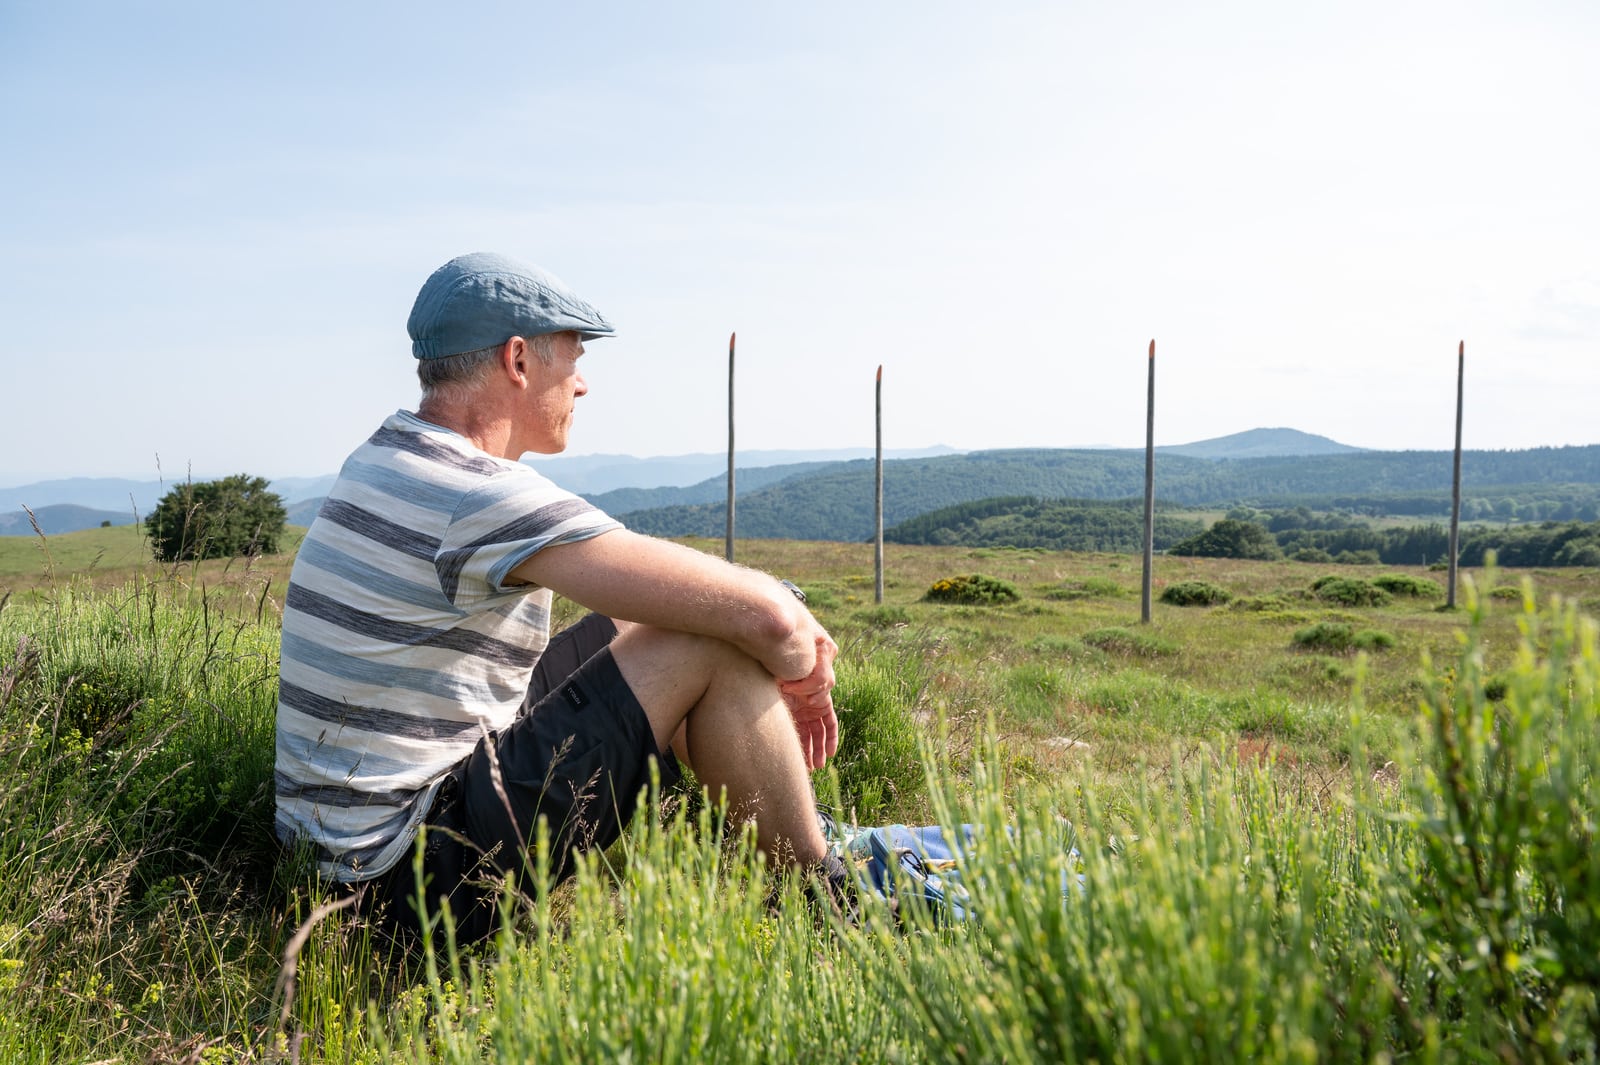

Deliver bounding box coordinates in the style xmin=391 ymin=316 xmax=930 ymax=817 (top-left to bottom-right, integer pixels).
xmin=274 ymin=252 xmax=851 ymax=942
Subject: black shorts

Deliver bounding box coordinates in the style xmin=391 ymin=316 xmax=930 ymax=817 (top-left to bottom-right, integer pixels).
xmin=365 ymin=613 xmax=681 ymax=944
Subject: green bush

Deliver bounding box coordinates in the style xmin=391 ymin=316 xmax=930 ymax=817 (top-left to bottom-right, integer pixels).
xmin=1228 ymin=594 xmax=1291 ymax=613
xmin=1043 ymin=576 xmax=1125 ymax=601
xmin=924 ymin=574 xmax=1020 ymax=606
xmin=1293 ymin=621 xmax=1355 ymax=651
xmin=1159 ymin=580 xmax=1232 ymax=607
xmin=1168 ymin=519 xmax=1281 ymax=561
xmin=828 ymin=643 xmax=928 ymax=822
xmin=853 ymin=605 xmax=911 ymax=629
xmin=1291 ymin=621 xmax=1395 ymax=653
xmin=146 ymin=474 xmax=287 ymax=562
xmin=801 ymin=586 xmax=841 ymax=610
xmin=1291 ymin=547 xmax=1333 ymax=563
xmin=1391 ymin=583 xmax=1600 ymax=1054
xmin=1311 ymin=576 xmax=1392 ymax=607
xmin=1371 ymin=573 xmax=1443 ymax=598
xmin=1353 ymin=628 xmax=1396 ymax=651
xmin=1080 ymin=626 xmax=1178 ymax=658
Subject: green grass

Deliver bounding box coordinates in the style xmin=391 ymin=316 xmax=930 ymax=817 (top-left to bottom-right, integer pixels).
xmin=0 ymin=522 xmax=149 ymax=581
xmin=3 ymin=539 xmax=1600 ymax=1060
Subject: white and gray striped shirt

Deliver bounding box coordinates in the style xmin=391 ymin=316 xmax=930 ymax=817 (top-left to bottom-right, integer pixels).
xmin=274 ymin=410 xmax=620 ymax=881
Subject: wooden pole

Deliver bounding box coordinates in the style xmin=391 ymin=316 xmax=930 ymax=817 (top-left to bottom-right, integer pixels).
xmin=1141 ymin=339 xmax=1156 ymax=624
xmin=1448 ymin=340 xmax=1464 ymax=608
xmin=725 ymin=332 xmax=736 ymax=563
xmin=874 ymin=365 xmax=885 ymax=604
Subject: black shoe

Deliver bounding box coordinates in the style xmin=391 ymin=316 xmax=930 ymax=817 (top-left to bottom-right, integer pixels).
xmin=808 ymin=853 xmax=863 ymax=924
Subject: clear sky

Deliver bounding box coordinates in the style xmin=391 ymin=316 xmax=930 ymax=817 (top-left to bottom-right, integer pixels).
xmin=2 ymin=1 xmax=1596 ymax=487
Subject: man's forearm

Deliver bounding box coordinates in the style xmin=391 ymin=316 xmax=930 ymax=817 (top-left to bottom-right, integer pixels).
xmin=511 ymin=530 xmax=821 ymax=680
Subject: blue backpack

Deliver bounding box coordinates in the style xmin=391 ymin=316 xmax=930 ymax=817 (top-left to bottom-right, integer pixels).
xmin=821 ymin=810 xmax=1082 ymax=922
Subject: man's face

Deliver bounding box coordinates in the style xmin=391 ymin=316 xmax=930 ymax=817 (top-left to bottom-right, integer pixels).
xmin=519 ymin=331 xmax=588 ymax=455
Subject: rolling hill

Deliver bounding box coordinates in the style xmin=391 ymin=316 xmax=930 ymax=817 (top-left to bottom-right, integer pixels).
xmin=617 ymin=445 xmax=1600 ymax=542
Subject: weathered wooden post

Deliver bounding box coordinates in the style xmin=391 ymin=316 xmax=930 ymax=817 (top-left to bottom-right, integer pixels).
xmin=725 ymin=332 xmax=736 ymax=563
xmin=1141 ymin=339 xmax=1156 ymax=624
xmin=1448 ymin=340 xmax=1464 ymax=608
xmin=875 ymin=365 xmax=885 ymax=604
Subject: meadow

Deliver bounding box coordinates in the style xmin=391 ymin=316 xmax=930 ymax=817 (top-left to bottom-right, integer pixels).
xmin=2 ymin=525 xmax=1598 ymax=1062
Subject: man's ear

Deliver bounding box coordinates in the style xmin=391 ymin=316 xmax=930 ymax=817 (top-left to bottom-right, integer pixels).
xmin=501 ymin=336 xmax=529 ymax=387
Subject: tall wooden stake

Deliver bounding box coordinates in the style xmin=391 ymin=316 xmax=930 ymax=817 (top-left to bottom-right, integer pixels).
xmin=1141 ymin=340 xmax=1156 ymax=624
xmin=725 ymin=332 xmax=736 ymax=563
xmin=1448 ymin=340 xmax=1464 ymax=608
xmin=874 ymin=365 xmax=885 ymax=604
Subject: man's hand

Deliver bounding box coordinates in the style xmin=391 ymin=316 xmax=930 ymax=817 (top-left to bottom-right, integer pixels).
xmin=778 ymin=632 xmax=839 ymax=770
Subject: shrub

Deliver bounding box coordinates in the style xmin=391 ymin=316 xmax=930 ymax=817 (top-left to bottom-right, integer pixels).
xmin=1292 ymin=622 xmax=1355 ymax=651
xmin=829 ymin=644 xmax=928 ymax=821
xmin=1291 ymin=622 xmax=1395 ymax=653
xmin=1393 ymin=586 xmax=1600 ymax=1054
xmin=1371 ymin=574 xmax=1443 ymax=598
xmin=1310 ymin=576 xmax=1391 ymax=608
xmin=924 ymin=574 xmax=1020 ymax=606
xmin=1168 ymin=519 xmax=1281 ymax=561
xmin=801 ymin=586 xmax=841 ymax=610
xmin=1043 ymin=576 xmax=1125 ymax=601
xmin=1159 ymin=580 xmax=1232 ymax=607
xmin=1291 ymin=547 xmax=1333 ymax=563
xmin=146 ymin=474 xmax=287 ymax=562
xmin=1228 ymin=594 xmax=1291 ymax=613
xmin=1353 ymin=628 xmax=1396 ymax=651
xmin=1080 ymin=626 xmax=1178 ymax=658
xmin=1334 ymin=549 xmax=1381 ymax=565
xmin=854 ymin=605 xmax=911 ymax=629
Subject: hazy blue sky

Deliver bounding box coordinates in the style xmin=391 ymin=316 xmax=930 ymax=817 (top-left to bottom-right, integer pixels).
xmin=2 ymin=1 xmax=1596 ymax=485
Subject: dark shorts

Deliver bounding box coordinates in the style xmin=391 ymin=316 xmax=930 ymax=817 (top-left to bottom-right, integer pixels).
xmin=363 ymin=613 xmax=681 ymax=944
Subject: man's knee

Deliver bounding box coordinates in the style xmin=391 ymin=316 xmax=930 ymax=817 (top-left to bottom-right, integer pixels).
xmin=609 ymin=624 xmax=775 ymax=750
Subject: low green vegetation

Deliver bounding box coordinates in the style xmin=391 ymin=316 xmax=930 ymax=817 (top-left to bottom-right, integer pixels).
xmin=1158 ymin=579 xmax=1231 ymax=606
xmin=146 ymin=474 xmax=289 ymax=562
xmin=2 ymin=533 xmax=1599 ymax=1060
xmin=1079 ymin=626 xmax=1180 ymax=658
xmin=1168 ymin=518 xmax=1282 ymax=560
xmin=1312 ymin=574 xmax=1392 ymax=607
xmin=923 ymin=573 xmax=1020 ymax=605
xmin=1372 ymin=572 xmax=1444 ymax=598
xmin=1042 ymin=574 xmax=1127 ymax=601
xmin=1291 ymin=621 xmax=1397 ymax=653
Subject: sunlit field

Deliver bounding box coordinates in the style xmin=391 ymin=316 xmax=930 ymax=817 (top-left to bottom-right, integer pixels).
xmin=2 ymin=526 xmax=1598 ymax=1061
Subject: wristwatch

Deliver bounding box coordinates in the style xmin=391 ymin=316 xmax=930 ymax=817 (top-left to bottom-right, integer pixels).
xmin=779 ymin=579 xmax=807 ymax=604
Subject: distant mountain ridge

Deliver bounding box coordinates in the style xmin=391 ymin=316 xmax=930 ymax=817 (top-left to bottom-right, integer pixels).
xmin=7 ymin=430 xmax=1594 ymax=539
xmin=0 ymin=446 xmax=963 ymax=525
xmin=618 ymin=444 xmax=1600 ymax=543
xmin=1159 ymin=427 xmax=1362 ymax=459
xmin=0 ymin=504 xmax=136 ymax=536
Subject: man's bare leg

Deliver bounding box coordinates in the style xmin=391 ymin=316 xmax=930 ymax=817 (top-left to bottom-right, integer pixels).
xmin=607 ymin=621 xmax=827 ymax=867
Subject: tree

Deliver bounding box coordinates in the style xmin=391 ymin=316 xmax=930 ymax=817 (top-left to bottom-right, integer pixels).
xmin=1168 ymin=518 xmax=1281 ymax=561
xmin=147 ymin=474 xmax=287 ymax=562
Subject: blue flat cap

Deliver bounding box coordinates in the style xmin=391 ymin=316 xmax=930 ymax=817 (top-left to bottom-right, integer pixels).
xmin=407 ymin=252 xmax=615 ymax=360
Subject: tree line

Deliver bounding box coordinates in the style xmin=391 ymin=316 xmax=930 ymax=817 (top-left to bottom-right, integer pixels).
xmin=1169 ymin=507 xmax=1600 ymax=568
xmin=613 ymin=446 xmax=1600 ymax=543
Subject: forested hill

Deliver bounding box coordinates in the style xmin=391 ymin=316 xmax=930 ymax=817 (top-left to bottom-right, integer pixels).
xmin=615 ymin=445 xmax=1600 ymax=542
xmin=584 ymin=461 xmax=844 ymax=514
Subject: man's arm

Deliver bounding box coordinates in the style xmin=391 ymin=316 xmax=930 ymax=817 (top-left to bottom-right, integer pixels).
xmin=508 ymin=528 xmax=822 ymax=682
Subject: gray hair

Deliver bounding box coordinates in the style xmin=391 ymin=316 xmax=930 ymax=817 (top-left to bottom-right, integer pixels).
xmin=417 ymin=334 xmax=555 ymax=403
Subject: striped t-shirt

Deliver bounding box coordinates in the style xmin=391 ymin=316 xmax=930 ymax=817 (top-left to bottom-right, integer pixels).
xmin=274 ymin=410 xmax=621 ymax=881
